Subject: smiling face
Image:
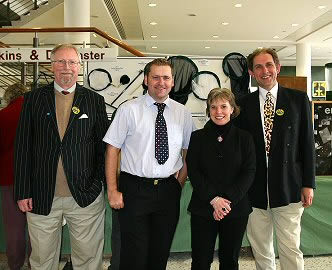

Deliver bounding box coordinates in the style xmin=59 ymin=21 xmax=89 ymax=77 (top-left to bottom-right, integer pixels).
xmin=249 ymin=52 xmax=281 ymax=91
xmin=144 ymin=64 xmax=174 ymax=103
xmin=209 ymin=98 xmax=234 ymax=126
xmin=51 ymin=48 xmax=81 ymax=89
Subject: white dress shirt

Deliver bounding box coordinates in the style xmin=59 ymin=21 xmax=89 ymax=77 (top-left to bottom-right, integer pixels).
xmin=259 ymin=83 xmax=279 ymax=206
xmin=103 ymin=93 xmax=195 ymax=178
xmin=54 ymin=82 xmax=76 ymax=93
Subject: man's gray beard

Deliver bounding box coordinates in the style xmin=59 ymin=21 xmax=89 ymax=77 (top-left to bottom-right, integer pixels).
xmin=61 ymin=76 xmax=73 ymax=86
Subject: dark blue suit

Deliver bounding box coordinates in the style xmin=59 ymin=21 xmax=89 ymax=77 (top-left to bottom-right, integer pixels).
xmin=236 ymin=86 xmax=315 ymax=209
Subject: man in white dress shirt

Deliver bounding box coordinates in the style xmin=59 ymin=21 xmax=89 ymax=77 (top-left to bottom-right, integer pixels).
xmin=236 ymin=48 xmax=315 ymax=270
xmin=103 ymin=58 xmax=195 ymax=270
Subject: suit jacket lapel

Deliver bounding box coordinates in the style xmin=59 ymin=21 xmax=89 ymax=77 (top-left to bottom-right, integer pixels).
xmin=246 ymin=91 xmax=267 ymax=159
xmin=270 ymin=86 xmax=288 ymax=153
xmin=64 ymin=84 xmax=86 ymax=137
xmin=250 ymin=91 xmax=265 ymax=139
xmin=42 ymin=83 xmax=61 ymax=140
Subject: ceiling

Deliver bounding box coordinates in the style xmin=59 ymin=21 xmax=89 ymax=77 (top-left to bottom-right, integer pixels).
xmin=1 ymin=0 xmax=332 ymax=66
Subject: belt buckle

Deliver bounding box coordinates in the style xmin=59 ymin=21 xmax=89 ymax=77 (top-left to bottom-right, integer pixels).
xmin=154 ymin=179 xmax=159 ymax=185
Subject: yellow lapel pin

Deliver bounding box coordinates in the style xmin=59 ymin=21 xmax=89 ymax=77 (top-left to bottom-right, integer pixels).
xmin=72 ymin=106 xmax=80 ymax=114
xmin=276 ymin=109 xmax=284 ymax=116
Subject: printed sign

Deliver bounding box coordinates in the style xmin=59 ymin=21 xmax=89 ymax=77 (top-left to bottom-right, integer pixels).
xmin=312 ymin=81 xmax=327 ymax=98
xmin=0 ymin=48 xmax=117 ymax=62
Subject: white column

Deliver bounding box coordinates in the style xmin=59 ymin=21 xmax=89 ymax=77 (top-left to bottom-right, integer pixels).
xmin=296 ymin=43 xmax=311 ymax=99
xmin=64 ymin=0 xmax=90 ymax=45
xmin=325 ymin=63 xmax=332 ymax=92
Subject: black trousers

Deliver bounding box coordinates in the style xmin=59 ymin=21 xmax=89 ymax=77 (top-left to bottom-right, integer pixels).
xmin=191 ymin=214 xmax=249 ymax=270
xmin=118 ymin=172 xmax=182 ymax=270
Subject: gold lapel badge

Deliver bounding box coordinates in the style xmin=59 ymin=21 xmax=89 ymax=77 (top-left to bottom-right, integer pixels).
xmin=72 ymin=106 xmax=80 ymax=114
xmin=276 ymin=109 xmax=284 ymax=116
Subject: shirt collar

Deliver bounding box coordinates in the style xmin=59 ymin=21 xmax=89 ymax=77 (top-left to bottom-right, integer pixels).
xmin=259 ymin=83 xmax=278 ymax=100
xmin=145 ymin=92 xmax=170 ymax=108
xmin=54 ymin=82 xmax=76 ymax=93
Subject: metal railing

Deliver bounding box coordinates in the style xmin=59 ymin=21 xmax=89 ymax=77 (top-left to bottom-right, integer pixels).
xmin=0 ymin=0 xmax=48 ymax=26
xmin=0 ymin=27 xmax=145 ymax=92
xmin=0 ymin=27 xmax=145 ymax=56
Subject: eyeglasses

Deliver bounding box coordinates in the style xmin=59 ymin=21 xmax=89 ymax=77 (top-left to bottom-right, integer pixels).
xmin=52 ymin=59 xmax=80 ymax=67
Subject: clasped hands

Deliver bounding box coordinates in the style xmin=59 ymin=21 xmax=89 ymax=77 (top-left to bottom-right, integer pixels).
xmin=210 ymin=196 xmax=231 ymax=221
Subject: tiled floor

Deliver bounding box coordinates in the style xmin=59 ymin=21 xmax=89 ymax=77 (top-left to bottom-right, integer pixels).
xmin=1 ymin=252 xmax=332 ymax=269
xmin=166 ymin=252 xmax=332 ymax=270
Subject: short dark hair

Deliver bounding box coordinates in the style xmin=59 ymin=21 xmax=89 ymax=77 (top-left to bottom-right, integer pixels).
xmin=144 ymin=58 xmax=173 ymax=77
xmin=247 ymin=48 xmax=280 ymax=71
xmin=206 ymin=88 xmax=240 ymax=118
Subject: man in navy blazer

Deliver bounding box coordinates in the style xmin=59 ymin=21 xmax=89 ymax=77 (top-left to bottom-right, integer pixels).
xmin=14 ymin=44 xmax=109 ymax=270
xmin=236 ymin=48 xmax=315 ymax=270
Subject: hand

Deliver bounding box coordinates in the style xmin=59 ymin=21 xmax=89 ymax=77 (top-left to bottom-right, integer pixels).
xmin=177 ymin=179 xmax=185 ymax=188
xmin=213 ymin=209 xmax=226 ymax=221
xmin=301 ymin=187 xmax=314 ymax=208
xmin=108 ymin=190 xmax=124 ymax=209
xmin=17 ymin=198 xmax=33 ymax=212
xmin=211 ymin=196 xmax=232 ymax=214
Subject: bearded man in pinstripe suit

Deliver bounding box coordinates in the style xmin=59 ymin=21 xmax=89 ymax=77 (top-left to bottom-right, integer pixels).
xmin=14 ymin=44 xmax=109 ymax=270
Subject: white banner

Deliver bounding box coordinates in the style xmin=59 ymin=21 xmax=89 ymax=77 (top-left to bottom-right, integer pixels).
xmin=0 ymin=48 xmax=117 ymax=62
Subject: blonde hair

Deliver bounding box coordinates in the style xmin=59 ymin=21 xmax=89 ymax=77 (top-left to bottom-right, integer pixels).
xmin=206 ymin=88 xmax=240 ymax=118
xmin=50 ymin=43 xmax=81 ymax=63
xmin=3 ymin=82 xmax=29 ymax=104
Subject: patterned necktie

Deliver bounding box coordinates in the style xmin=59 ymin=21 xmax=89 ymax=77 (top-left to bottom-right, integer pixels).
xmin=264 ymin=92 xmax=275 ymax=155
xmin=154 ymin=102 xmax=169 ymax=164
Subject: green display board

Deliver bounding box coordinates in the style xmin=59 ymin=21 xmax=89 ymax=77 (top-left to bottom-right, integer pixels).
xmin=1 ymin=177 xmax=332 ymax=255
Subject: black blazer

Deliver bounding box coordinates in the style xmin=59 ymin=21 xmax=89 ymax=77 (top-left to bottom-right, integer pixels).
xmin=186 ymin=121 xmax=256 ymax=219
xmin=236 ymin=86 xmax=315 ymax=209
xmin=14 ymin=83 xmax=109 ymax=215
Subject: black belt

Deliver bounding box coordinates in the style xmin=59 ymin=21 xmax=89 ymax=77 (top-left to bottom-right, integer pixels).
xmin=121 ymin=171 xmax=173 ymax=186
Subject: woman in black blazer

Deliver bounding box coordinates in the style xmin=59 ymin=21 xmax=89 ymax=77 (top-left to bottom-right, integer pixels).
xmin=186 ymin=88 xmax=256 ymax=270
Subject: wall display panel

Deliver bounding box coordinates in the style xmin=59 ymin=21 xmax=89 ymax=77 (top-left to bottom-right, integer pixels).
xmin=85 ymin=57 xmax=230 ymax=129
xmin=312 ymin=101 xmax=332 ymax=175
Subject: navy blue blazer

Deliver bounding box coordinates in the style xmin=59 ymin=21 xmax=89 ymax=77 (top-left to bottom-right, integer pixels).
xmin=236 ymin=86 xmax=315 ymax=209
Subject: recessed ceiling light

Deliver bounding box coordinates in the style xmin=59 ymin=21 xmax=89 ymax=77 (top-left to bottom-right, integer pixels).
xmin=148 ymin=3 xmax=157 ymax=7
xmin=318 ymin=5 xmax=326 ymax=9
xmin=205 ymin=46 xmax=211 ymax=49
xmin=150 ymin=22 xmax=158 ymax=25
xmin=212 ymin=35 xmax=219 ymax=38
xmin=291 ymin=23 xmax=299 ymax=27
xmin=151 ymin=46 xmax=158 ymax=49
xmin=221 ymin=22 xmax=229 ymax=26
xmin=150 ymin=35 xmax=158 ymax=38
xmin=234 ymin=3 xmax=242 ymax=8
xmin=273 ymin=35 xmax=280 ymax=39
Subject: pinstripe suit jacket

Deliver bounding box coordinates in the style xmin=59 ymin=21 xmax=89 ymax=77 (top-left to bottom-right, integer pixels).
xmin=14 ymin=83 xmax=109 ymax=215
